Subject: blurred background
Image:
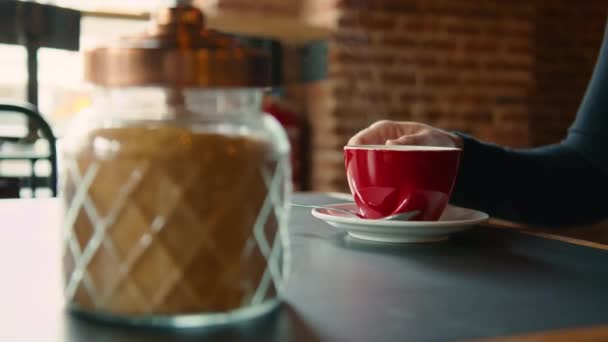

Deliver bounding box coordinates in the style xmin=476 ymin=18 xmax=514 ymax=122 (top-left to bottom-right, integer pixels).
xmin=1 ymin=0 xmax=607 ymax=197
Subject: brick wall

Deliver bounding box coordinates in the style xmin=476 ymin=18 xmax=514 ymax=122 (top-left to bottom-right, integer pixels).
xmin=531 ymin=1 xmax=608 ymax=146
xmin=309 ymin=0 xmax=608 ymax=192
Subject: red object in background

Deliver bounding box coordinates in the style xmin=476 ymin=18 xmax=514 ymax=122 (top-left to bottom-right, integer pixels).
xmin=263 ymin=96 xmax=303 ymax=190
xmin=344 ymin=146 xmax=461 ymax=221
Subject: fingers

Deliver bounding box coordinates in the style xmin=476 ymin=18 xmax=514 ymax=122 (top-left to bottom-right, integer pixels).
xmin=348 ymin=120 xmax=459 ymax=148
xmin=348 ymin=128 xmax=377 ymax=145
xmin=387 ymin=131 xmax=458 ymax=147
xmin=386 ymin=131 xmax=428 ymax=146
xmin=348 ymin=121 xmax=393 ymax=145
xmin=348 ymin=120 xmax=422 ymax=145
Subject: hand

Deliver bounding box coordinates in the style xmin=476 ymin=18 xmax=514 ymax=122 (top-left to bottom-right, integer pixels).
xmin=348 ymin=120 xmax=463 ymax=148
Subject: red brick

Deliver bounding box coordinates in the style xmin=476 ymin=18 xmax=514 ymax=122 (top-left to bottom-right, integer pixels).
xmin=420 ymin=38 xmax=459 ymax=51
xmin=535 ymin=72 xmax=587 ymax=85
xmin=338 ymin=0 xmax=420 ymax=12
xmin=461 ymin=111 xmax=492 ymax=124
xmin=335 ymin=123 xmax=373 ymax=137
xmin=492 ymin=110 xmax=530 ymax=126
xmin=424 ymin=75 xmax=461 ymax=87
xmin=399 ymin=56 xmax=440 ymax=68
xmin=333 ymin=88 xmax=391 ymax=104
xmin=330 ymin=49 xmax=396 ymax=65
xmin=328 ymin=69 xmax=375 ymax=82
xmin=445 ymin=58 xmax=480 ymax=70
xmin=412 ymin=108 xmax=444 ymax=121
xmin=333 ymin=105 xmax=380 ymax=119
xmin=338 ymin=12 xmax=398 ymax=31
xmin=383 ymin=108 xmax=411 ymax=118
xmin=403 ymin=20 xmax=441 ymax=34
xmin=376 ymin=35 xmax=417 ymax=48
xmin=463 ymin=76 xmax=530 ymax=89
xmin=446 ymin=94 xmax=491 ymax=105
xmin=424 ymin=2 xmax=500 ymax=18
xmin=464 ymin=40 xmax=501 ymax=54
xmin=445 ymin=22 xmax=482 ymax=36
xmin=379 ymin=71 xmax=416 ymax=85
xmin=331 ymin=32 xmax=371 ymax=45
xmin=495 ymin=96 xmax=528 ymax=105
xmin=484 ymin=60 xmax=531 ymax=72
xmin=311 ymin=135 xmax=348 ymax=150
xmin=485 ymin=24 xmax=532 ymax=38
xmin=504 ymin=39 xmax=534 ymax=54
xmin=400 ymin=92 xmax=435 ymax=104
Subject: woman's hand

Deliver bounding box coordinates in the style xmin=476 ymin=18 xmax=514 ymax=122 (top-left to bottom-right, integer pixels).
xmin=348 ymin=120 xmax=463 ymax=148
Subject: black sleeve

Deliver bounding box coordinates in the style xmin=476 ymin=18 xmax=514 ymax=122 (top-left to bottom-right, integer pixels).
xmin=450 ymin=136 xmax=607 ymax=226
xmin=450 ymin=24 xmax=608 ymax=227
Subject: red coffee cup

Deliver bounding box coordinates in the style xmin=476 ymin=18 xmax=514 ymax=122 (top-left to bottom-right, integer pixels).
xmin=344 ymin=145 xmax=461 ymax=221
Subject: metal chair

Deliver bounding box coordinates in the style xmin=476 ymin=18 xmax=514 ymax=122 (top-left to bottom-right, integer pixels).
xmin=0 ymin=102 xmax=57 ymax=198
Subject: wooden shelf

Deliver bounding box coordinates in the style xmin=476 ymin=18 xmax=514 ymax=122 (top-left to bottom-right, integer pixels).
xmin=81 ymin=8 xmax=331 ymax=44
xmin=207 ymin=11 xmax=331 ymax=43
xmin=81 ymin=9 xmax=148 ymax=21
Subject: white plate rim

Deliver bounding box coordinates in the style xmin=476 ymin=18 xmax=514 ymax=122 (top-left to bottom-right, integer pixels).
xmin=311 ymin=203 xmax=489 ymax=228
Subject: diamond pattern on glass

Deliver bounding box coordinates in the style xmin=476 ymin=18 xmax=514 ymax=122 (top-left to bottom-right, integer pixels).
xmin=62 ymin=151 xmax=289 ymax=315
xmin=64 ymin=158 xmax=148 ymax=304
xmin=250 ymin=158 xmax=288 ymax=305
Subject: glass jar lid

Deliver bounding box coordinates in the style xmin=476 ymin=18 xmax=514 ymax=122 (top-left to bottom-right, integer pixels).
xmin=84 ymin=0 xmax=271 ymax=88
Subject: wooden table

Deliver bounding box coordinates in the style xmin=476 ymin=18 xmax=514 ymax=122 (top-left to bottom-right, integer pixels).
xmin=2 ymin=193 xmax=608 ymax=341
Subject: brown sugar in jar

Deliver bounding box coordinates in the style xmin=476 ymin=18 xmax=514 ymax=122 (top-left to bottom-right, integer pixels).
xmin=62 ymin=125 xmax=284 ymax=316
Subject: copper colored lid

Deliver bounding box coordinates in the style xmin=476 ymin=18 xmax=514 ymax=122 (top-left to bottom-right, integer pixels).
xmin=84 ymin=1 xmax=271 ymax=88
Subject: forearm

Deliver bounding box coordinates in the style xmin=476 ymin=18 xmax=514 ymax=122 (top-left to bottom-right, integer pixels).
xmin=450 ymin=134 xmax=608 ymax=226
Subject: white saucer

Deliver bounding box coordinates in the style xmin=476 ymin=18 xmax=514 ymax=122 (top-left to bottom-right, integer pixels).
xmin=311 ymin=203 xmax=489 ymax=243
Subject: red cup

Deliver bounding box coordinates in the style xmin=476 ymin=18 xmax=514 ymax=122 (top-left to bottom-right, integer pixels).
xmin=344 ymin=145 xmax=461 ymax=221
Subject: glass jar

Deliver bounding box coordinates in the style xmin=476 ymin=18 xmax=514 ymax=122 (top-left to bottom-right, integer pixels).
xmin=60 ymin=2 xmax=291 ymax=327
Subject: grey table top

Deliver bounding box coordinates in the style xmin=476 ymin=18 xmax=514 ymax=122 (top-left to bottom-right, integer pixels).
xmin=2 ymin=193 xmax=608 ymax=342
